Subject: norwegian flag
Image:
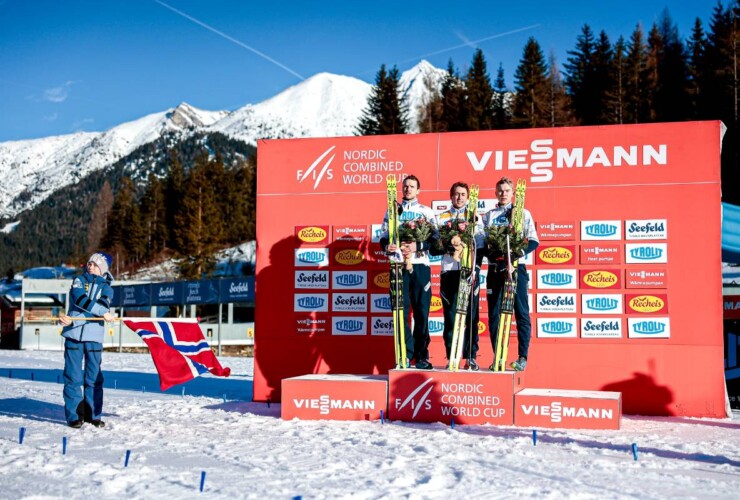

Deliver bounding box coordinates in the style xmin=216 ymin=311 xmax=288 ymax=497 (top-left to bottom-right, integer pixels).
xmin=124 ymin=319 xmax=231 ymax=390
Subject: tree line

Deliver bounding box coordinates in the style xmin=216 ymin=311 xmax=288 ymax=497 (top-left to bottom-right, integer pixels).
xmin=357 ymin=3 xmax=740 ymax=204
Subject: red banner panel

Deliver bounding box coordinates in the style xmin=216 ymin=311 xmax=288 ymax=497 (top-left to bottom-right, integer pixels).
xmin=514 ymin=388 xmax=621 ymax=430
xmin=537 ymin=220 xmax=577 ymax=240
xmin=332 ymin=225 xmax=369 ymax=244
xmin=281 ymin=374 xmax=388 ymax=420
xmin=625 ymin=268 xmax=668 ymax=288
xmin=579 ymin=243 xmax=622 ymax=265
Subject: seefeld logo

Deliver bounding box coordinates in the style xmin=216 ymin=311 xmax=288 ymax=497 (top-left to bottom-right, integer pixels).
xmin=430 ymin=296 xmax=443 ymax=312
xmin=539 ymin=247 xmax=573 ymax=264
xmin=374 ymin=297 xmax=391 ymax=310
xmin=542 ymin=272 xmax=573 ymax=286
xmin=541 ymin=321 xmax=573 ymax=334
xmin=585 ymin=297 xmax=619 ymax=311
xmin=158 ymin=286 xmax=175 ymax=298
xmin=633 ymin=321 xmax=666 ymax=334
xmin=297 ymin=227 xmax=327 ymax=243
xmin=336 ymin=274 xmax=364 ymax=287
xmin=298 ymin=250 xmax=326 ymax=264
xmin=335 ymin=249 xmax=364 ymax=265
xmin=429 ymin=320 xmax=444 ymax=334
xmin=584 ymin=223 xmax=618 ymax=237
xmin=297 ymin=296 xmax=325 ymax=308
xmin=229 ymin=281 xmax=249 ymax=293
xmin=335 ymin=319 xmax=364 ymax=332
xmin=583 ymin=320 xmax=620 ymax=332
xmin=629 ymin=246 xmax=663 ymax=260
xmin=583 ymin=271 xmax=618 ymax=288
xmin=374 ymin=273 xmax=390 ymax=288
xmin=297 ymin=146 xmax=336 ymax=190
xmin=629 ymin=295 xmax=665 ymax=313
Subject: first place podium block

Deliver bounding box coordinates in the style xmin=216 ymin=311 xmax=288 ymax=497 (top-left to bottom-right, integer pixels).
xmin=388 ymin=369 xmax=524 ymax=425
xmin=281 ymin=374 xmax=388 ymax=421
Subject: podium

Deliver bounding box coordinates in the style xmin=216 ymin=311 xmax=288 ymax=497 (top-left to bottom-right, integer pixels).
xmin=281 ymin=374 xmax=387 ymax=421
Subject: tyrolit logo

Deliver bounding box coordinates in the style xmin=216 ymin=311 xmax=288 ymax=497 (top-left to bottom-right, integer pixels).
xmin=297 ymin=250 xmax=326 ymax=264
xmin=335 ymin=319 xmax=364 ymax=333
xmin=628 ymin=295 xmax=665 ymax=313
xmin=373 ymin=272 xmax=390 ymax=288
xmin=430 ymin=295 xmax=443 ymax=312
xmin=373 ymin=297 xmax=391 ymax=310
xmin=541 ymin=321 xmax=573 ymax=334
xmin=429 ymin=320 xmax=444 ymax=334
xmin=539 ymin=247 xmax=573 ymax=264
xmin=297 ymin=296 xmax=325 ymax=308
xmin=633 ymin=321 xmax=666 ymax=334
xmin=585 ymin=297 xmax=619 ymax=311
xmin=582 ymin=271 xmax=619 ymax=288
xmin=542 ymin=272 xmax=573 ymax=286
xmin=584 ymin=223 xmax=618 ymax=237
xmin=297 ymin=227 xmax=328 ymax=243
xmin=629 ymin=247 xmax=663 ymax=260
xmin=335 ymin=249 xmax=364 ymax=265
xmin=336 ymin=273 xmax=365 ymax=287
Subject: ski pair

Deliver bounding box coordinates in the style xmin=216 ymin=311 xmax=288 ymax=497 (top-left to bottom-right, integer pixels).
xmin=386 ymin=175 xmax=407 ymax=368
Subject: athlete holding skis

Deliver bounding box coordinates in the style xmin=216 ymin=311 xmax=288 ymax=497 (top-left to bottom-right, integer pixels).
xmin=484 ymin=177 xmax=539 ymax=371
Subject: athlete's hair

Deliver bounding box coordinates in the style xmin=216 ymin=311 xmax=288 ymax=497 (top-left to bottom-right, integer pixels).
xmin=404 ymin=175 xmax=420 ymax=189
xmin=449 ymin=182 xmax=469 ymax=197
xmin=496 ymin=177 xmax=514 ymax=189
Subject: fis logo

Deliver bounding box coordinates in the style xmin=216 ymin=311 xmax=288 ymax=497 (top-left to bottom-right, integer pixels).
xmin=628 ymin=318 xmax=670 ymax=338
xmin=297 ymin=146 xmax=336 ymax=190
xmin=581 ymin=220 xmax=621 ymax=240
xmin=626 ymin=243 xmax=668 ymax=263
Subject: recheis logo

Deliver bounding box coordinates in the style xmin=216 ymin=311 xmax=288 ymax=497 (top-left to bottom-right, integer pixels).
xmin=625 ymin=243 xmax=668 ymax=263
xmin=628 ymin=318 xmax=670 ymax=338
xmin=334 ymin=249 xmax=365 ymax=266
xmin=372 ymin=271 xmax=390 ymax=289
xmin=580 ymin=270 xmax=621 ymax=289
xmin=581 ymin=220 xmax=621 ymax=240
xmin=295 ymin=226 xmax=329 ymax=244
xmin=626 ymin=294 xmax=668 ymax=314
xmin=536 ymin=246 xmax=575 ymax=265
xmin=430 ymin=295 xmax=443 ymax=312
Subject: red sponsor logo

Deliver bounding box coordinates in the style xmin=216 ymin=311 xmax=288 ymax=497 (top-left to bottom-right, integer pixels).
xmin=367 ymin=243 xmax=391 ymax=265
xmin=332 ymin=248 xmax=365 ymax=266
xmin=625 ymin=268 xmax=668 ymax=288
xmin=332 ymin=225 xmax=368 ymax=243
xmin=515 ymin=389 xmax=621 ymax=430
xmin=579 ymin=269 xmax=621 ymax=289
xmin=295 ymin=225 xmax=330 ymax=244
xmin=537 ymin=220 xmax=576 ymax=240
xmin=536 ymin=245 xmax=576 ymax=265
xmin=579 ymin=243 xmax=622 ymax=265
xmin=370 ymin=269 xmax=390 ymax=290
xmin=281 ymin=375 xmax=387 ymax=421
xmin=294 ymin=314 xmax=330 ymax=335
xmin=625 ymin=294 xmax=668 ymax=314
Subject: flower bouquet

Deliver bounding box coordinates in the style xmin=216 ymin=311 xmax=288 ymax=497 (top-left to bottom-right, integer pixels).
xmin=397 ymin=217 xmax=435 ymax=270
xmin=484 ymin=224 xmax=528 ymax=265
xmin=437 ymin=218 xmax=476 ymax=261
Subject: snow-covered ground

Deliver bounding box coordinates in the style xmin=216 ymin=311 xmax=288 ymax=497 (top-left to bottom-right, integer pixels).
xmin=0 ymin=350 xmax=738 ymax=499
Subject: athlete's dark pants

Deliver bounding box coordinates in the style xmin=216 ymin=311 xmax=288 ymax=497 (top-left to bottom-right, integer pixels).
xmin=400 ymin=263 xmax=432 ymax=362
xmin=440 ymin=268 xmax=480 ymax=360
xmin=487 ymin=265 xmax=531 ymax=359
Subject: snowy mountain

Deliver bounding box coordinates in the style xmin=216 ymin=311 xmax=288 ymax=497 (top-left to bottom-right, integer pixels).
xmin=0 ymin=61 xmax=444 ymax=220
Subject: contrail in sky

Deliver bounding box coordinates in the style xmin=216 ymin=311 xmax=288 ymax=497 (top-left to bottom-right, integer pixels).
xmin=396 ymin=24 xmax=541 ymax=65
xmin=153 ymin=0 xmax=305 ymax=80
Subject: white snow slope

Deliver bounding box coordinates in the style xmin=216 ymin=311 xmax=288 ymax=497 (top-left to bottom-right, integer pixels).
xmin=0 ymin=350 xmax=738 ymax=499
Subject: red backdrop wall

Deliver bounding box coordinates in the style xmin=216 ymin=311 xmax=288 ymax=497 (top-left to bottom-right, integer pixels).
xmin=255 ymin=121 xmax=726 ymax=417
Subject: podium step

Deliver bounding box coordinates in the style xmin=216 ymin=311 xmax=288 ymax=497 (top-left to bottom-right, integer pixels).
xmin=515 ymin=388 xmax=622 ymax=429
xmin=281 ymin=374 xmax=388 ymax=421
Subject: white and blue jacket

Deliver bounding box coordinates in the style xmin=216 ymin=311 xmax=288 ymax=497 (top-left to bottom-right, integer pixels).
xmin=380 ymin=199 xmax=438 ymax=266
xmin=61 ymin=271 xmax=114 ymax=343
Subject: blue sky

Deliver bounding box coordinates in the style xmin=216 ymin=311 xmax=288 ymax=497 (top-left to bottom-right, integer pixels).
xmin=0 ymin=0 xmax=716 ymax=142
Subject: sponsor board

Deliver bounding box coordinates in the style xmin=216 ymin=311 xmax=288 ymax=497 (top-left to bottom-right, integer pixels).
xmin=371 ymin=224 xmax=384 ymax=243
xmin=294 ymin=294 xmax=329 ymax=312
xmin=369 ymin=316 xmax=394 ymax=336
xmin=370 ymin=269 xmax=390 ymax=290
xmin=625 ymin=268 xmax=668 ymax=288
xmin=388 ymin=370 xmax=519 ymax=425
xmin=294 ymin=270 xmax=330 ymax=289
xmin=432 ymin=200 xmax=451 ymax=213
xmin=332 ymin=270 xmax=367 ymax=289
xmin=625 ymin=219 xmax=667 ymax=240
xmin=625 ymin=243 xmax=668 ymax=263
xmin=514 ymin=388 xmax=621 ymax=430
xmin=332 ymin=293 xmax=368 ymax=312
xmin=581 ymin=294 xmax=623 ymax=314
xmin=580 ymin=243 xmax=622 ymax=265
xmin=370 ymin=293 xmax=392 ymax=313
xmin=333 ymin=248 xmax=365 ymax=266
xmin=295 ymin=248 xmax=330 ymax=267
xmin=367 ymin=243 xmax=391 ymax=265
xmin=579 ymin=269 xmax=621 ymax=289
xmin=628 ymin=317 xmax=670 ymax=338
xmin=332 ymin=316 xmax=368 ymax=335
xmin=428 ymin=316 xmax=445 ymax=337
xmin=295 ymin=225 xmax=330 ymax=244
xmin=537 ymin=318 xmax=578 ymax=337
xmin=281 ymin=374 xmax=387 ymax=421
xmin=430 ymin=295 xmax=443 ymax=313
xmin=295 ymin=314 xmax=330 ymax=335
xmin=536 ymin=293 xmax=577 ymax=313
xmin=581 ymin=220 xmax=621 ymax=240
xmin=536 ymin=245 xmax=576 ymax=265
xmin=580 ymin=318 xmax=623 ymax=338
xmin=537 ymin=220 xmax=576 ymax=240
xmin=625 ymin=294 xmax=668 ymax=314
xmin=332 ymin=225 xmax=368 ymax=243
xmin=537 ymin=269 xmax=577 ymax=289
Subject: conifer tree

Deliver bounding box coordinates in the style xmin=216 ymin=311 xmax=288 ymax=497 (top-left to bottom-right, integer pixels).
xmin=593 ymin=30 xmax=617 ymax=123
xmin=356 ymin=65 xmax=408 ymax=135
xmin=140 ymin=173 xmax=167 ymax=260
xmin=86 ymin=180 xmax=113 ymax=254
xmin=612 ymin=36 xmax=628 ymax=124
xmin=492 ymin=63 xmax=511 ymax=129
xmin=687 ymin=17 xmax=708 ymax=119
xmin=102 ymin=177 xmax=144 ymax=271
xmin=464 ymin=49 xmax=495 ymax=130
xmin=625 ymin=23 xmax=651 ymax=123
xmin=546 ymin=52 xmax=573 ymax=127
xmin=164 ymin=151 xmax=185 ymax=252
xmin=513 ymin=37 xmax=550 ymax=128
xmin=417 ymin=71 xmax=444 ymax=133
xmin=652 ymin=9 xmax=691 ymax=121
xmin=564 ymin=24 xmax=597 ymax=124
xmin=440 ymin=60 xmax=467 ymax=131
